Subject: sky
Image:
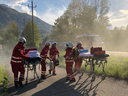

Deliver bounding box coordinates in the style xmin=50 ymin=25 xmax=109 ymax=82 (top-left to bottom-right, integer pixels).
xmin=0 ymin=0 xmax=128 ymax=29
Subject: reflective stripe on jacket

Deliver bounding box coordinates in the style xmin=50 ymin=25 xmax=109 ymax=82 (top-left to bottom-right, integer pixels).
xmin=49 ymin=46 xmax=59 ymax=60
xmin=65 ymin=48 xmax=74 ymax=63
xmin=10 ymin=42 xmax=29 ymax=64
xmin=40 ymin=45 xmax=49 ymax=60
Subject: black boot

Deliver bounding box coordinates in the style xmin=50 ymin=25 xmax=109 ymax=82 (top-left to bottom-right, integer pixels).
xmin=15 ymin=84 xmax=19 ymax=89
xmin=53 ymin=73 xmax=57 ymax=75
xmin=49 ymin=70 xmax=51 ymax=74
xmin=18 ymin=81 xmax=24 ymax=87
xmin=41 ymin=76 xmax=46 ymax=79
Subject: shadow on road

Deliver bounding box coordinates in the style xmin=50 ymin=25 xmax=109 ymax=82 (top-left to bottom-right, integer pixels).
xmin=32 ymin=72 xmax=103 ymax=96
xmin=7 ymin=80 xmax=40 ymax=96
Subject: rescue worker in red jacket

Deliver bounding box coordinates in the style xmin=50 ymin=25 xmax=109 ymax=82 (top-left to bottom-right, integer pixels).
xmin=10 ymin=37 xmax=31 ymax=89
xmin=49 ymin=42 xmax=59 ymax=75
xmin=40 ymin=41 xmax=51 ymax=79
xmin=64 ymin=42 xmax=76 ymax=82
xmin=74 ymin=41 xmax=84 ymax=72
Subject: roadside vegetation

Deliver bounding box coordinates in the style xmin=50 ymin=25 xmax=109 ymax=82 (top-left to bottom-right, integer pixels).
xmin=58 ymin=51 xmax=128 ymax=79
xmin=0 ymin=61 xmax=9 ymax=96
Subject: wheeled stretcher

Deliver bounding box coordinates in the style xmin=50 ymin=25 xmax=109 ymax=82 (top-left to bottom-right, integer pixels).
xmin=23 ymin=49 xmax=41 ymax=84
xmin=79 ymin=51 xmax=109 ymax=80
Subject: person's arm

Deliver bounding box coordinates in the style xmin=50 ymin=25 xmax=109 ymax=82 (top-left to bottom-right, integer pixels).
xmin=40 ymin=48 xmax=45 ymax=58
xmin=56 ymin=48 xmax=60 ymax=57
xmin=18 ymin=49 xmax=28 ymax=60
xmin=81 ymin=47 xmax=84 ymax=49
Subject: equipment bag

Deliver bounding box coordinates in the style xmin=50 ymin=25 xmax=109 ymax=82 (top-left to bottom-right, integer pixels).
xmin=54 ymin=59 xmax=59 ymax=66
xmin=94 ymin=50 xmax=105 ymax=55
xmin=90 ymin=47 xmax=102 ymax=54
xmin=73 ymin=47 xmax=79 ymax=61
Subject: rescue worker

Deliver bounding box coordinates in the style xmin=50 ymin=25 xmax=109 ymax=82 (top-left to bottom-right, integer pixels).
xmin=40 ymin=41 xmax=51 ymax=79
xmin=74 ymin=41 xmax=84 ymax=72
xmin=10 ymin=37 xmax=31 ymax=89
xmin=49 ymin=42 xmax=59 ymax=75
xmin=64 ymin=42 xmax=76 ymax=82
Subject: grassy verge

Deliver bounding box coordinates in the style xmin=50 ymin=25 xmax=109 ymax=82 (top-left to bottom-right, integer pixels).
xmin=0 ymin=61 xmax=9 ymax=96
xmin=58 ymin=51 xmax=128 ymax=79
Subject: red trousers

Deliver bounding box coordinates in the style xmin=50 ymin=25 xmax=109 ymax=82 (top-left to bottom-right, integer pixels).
xmin=66 ymin=62 xmax=75 ymax=80
xmin=49 ymin=59 xmax=55 ymax=73
xmin=11 ymin=63 xmax=25 ymax=84
xmin=75 ymin=58 xmax=83 ymax=72
xmin=41 ymin=60 xmax=46 ymax=77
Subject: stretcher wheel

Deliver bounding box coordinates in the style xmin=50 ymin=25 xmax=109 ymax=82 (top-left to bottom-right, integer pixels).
xmin=26 ymin=81 xmax=28 ymax=85
xmin=101 ymin=75 xmax=106 ymax=80
xmin=92 ymin=75 xmax=95 ymax=81
xmin=38 ymin=79 xmax=41 ymax=83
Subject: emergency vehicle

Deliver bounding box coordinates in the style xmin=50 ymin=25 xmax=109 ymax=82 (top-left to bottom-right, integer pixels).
xmin=76 ymin=34 xmax=105 ymax=49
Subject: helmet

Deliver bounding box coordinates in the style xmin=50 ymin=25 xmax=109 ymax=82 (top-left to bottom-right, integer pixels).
xmin=52 ymin=42 xmax=57 ymax=45
xmin=19 ymin=37 xmax=26 ymax=43
xmin=45 ymin=41 xmax=51 ymax=46
xmin=77 ymin=41 xmax=82 ymax=45
xmin=66 ymin=42 xmax=73 ymax=48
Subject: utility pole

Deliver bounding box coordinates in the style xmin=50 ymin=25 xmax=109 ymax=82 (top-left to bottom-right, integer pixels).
xmin=28 ymin=0 xmax=37 ymax=47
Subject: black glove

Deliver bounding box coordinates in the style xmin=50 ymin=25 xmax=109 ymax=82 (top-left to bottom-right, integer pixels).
xmin=27 ymin=57 xmax=32 ymax=62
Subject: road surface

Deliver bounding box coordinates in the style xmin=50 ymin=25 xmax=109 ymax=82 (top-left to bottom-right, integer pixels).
xmin=107 ymin=51 xmax=128 ymax=57
xmin=1 ymin=54 xmax=128 ymax=96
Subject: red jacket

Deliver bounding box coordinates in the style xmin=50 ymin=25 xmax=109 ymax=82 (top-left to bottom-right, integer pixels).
xmin=64 ymin=48 xmax=74 ymax=63
xmin=49 ymin=46 xmax=59 ymax=60
xmin=10 ymin=42 xmax=29 ymax=64
xmin=40 ymin=45 xmax=49 ymax=60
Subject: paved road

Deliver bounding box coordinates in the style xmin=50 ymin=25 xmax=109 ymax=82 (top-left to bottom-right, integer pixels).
xmin=107 ymin=51 xmax=128 ymax=57
xmin=1 ymin=55 xmax=128 ymax=96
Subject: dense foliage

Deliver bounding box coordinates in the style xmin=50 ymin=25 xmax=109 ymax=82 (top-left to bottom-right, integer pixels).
xmin=22 ymin=21 xmax=42 ymax=48
xmin=47 ymin=0 xmax=128 ymax=52
xmin=0 ymin=21 xmax=19 ymax=54
xmin=49 ymin=0 xmax=110 ymax=43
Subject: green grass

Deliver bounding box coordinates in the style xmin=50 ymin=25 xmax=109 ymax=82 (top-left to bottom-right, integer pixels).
xmin=0 ymin=65 xmax=4 ymax=86
xmin=0 ymin=61 xmax=9 ymax=96
xmin=58 ymin=51 xmax=128 ymax=79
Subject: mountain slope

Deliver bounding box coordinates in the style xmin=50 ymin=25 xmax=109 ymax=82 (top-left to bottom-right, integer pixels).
xmin=0 ymin=4 xmax=53 ymax=38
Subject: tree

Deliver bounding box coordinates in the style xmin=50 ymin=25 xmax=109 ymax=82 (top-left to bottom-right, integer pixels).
xmin=0 ymin=21 xmax=19 ymax=55
xmin=22 ymin=21 xmax=42 ymax=48
xmin=50 ymin=0 xmax=110 ymax=43
xmin=2 ymin=21 xmax=19 ymax=47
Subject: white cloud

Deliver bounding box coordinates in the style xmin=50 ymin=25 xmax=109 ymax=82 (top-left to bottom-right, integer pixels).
xmin=8 ymin=3 xmax=31 ymax=14
xmin=120 ymin=10 xmax=128 ymax=15
xmin=107 ymin=11 xmax=114 ymax=19
xmin=9 ymin=0 xmax=28 ymax=4
xmin=0 ymin=0 xmax=66 ymax=25
xmin=38 ymin=6 xmax=67 ymax=25
xmin=108 ymin=10 xmax=128 ymax=28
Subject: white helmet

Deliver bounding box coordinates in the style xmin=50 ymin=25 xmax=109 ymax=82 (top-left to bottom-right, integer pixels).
xmin=52 ymin=42 xmax=57 ymax=45
xmin=77 ymin=41 xmax=82 ymax=45
xmin=19 ymin=37 xmax=26 ymax=43
xmin=45 ymin=41 xmax=51 ymax=45
xmin=66 ymin=42 xmax=73 ymax=48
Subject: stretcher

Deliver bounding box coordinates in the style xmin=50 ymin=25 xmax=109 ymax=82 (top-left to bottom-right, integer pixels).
xmin=79 ymin=51 xmax=109 ymax=80
xmin=23 ymin=49 xmax=41 ymax=84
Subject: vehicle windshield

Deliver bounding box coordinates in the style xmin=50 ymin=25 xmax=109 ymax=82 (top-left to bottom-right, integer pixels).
xmin=90 ymin=36 xmax=101 ymax=42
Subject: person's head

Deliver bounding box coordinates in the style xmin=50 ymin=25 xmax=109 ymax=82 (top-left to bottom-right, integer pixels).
xmin=45 ymin=41 xmax=51 ymax=47
xmin=19 ymin=37 xmax=26 ymax=44
xmin=66 ymin=42 xmax=73 ymax=49
xmin=52 ymin=42 xmax=57 ymax=47
xmin=77 ymin=41 xmax=82 ymax=48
